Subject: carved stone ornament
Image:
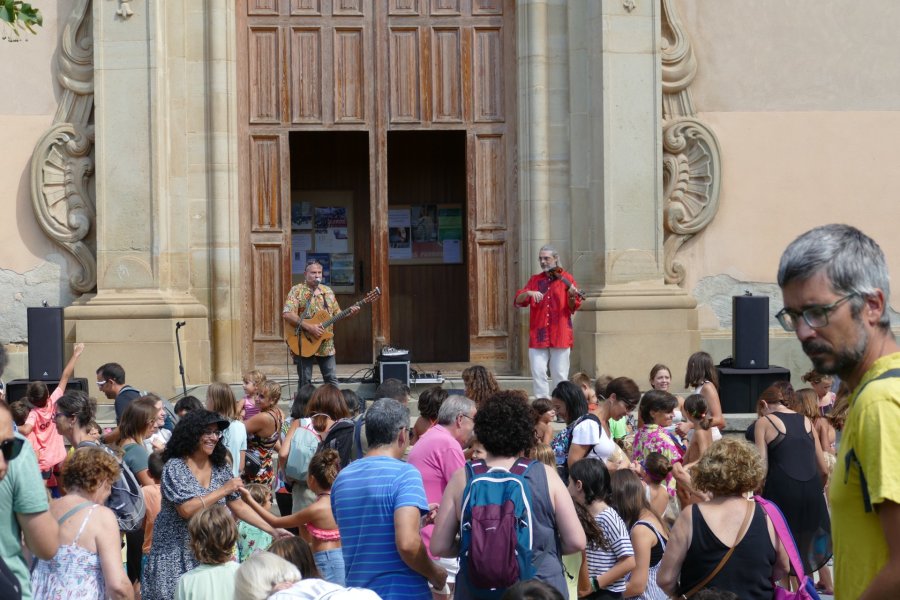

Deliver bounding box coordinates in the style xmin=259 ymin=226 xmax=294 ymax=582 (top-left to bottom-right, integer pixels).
xmin=30 ymin=0 xmax=96 ymax=294
xmin=661 ymin=0 xmax=722 ymax=285
xmin=114 ymin=0 xmax=134 ymax=19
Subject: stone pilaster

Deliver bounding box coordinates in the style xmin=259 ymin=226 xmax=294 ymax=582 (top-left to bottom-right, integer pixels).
xmin=516 ymin=1 xmax=700 ymax=385
xmin=65 ymin=0 xmax=212 ymax=395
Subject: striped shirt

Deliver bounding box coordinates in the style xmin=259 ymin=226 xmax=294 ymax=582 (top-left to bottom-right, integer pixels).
xmin=586 ymin=507 xmax=635 ymax=593
xmin=331 ymin=456 xmax=430 ymax=599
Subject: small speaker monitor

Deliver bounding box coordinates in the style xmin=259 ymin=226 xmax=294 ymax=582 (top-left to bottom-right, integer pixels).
xmin=733 ymin=295 xmax=769 ymax=369
xmin=379 ymin=361 xmax=410 ymax=387
xmin=27 ymin=307 xmax=65 ymax=381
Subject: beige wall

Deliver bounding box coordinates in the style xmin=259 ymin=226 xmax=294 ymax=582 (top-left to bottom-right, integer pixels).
xmin=0 ymin=2 xmax=76 ymax=354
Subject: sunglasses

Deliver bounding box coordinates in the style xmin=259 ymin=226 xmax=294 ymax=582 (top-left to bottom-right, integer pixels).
xmin=1 ymin=437 xmax=24 ymax=462
xmin=96 ymin=380 xmax=108 ymax=388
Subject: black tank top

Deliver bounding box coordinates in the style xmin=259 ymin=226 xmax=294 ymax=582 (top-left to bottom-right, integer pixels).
xmin=679 ymin=503 xmax=775 ymax=600
xmin=766 ymin=412 xmax=818 ymax=481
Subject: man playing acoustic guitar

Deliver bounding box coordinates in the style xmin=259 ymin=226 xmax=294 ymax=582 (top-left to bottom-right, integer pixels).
xmin=283 ymin=261 xmax=359 ymax=387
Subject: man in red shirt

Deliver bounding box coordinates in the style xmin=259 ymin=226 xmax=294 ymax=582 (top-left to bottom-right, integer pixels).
xmin=514 ymin=245 xmax=583 ymax=398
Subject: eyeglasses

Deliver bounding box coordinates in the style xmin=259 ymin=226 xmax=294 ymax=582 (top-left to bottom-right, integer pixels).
xmin=51 ymin=412 xmax=70 ymax=421
xmin=200 ymin=429 xmax=223 ymax=439
xmin=95 ymin=380 xmax=108 ymax=388
xmin=459 ymin=414 xmax=475 ymax=422
xmin=0 ymin=438 xmax=24 ymax=462
xmin=775 ymin=293 xmax=857 ymax=332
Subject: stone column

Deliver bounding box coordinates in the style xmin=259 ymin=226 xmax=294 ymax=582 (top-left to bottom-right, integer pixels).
xmin=66 ymin=0 xmax=211 ymax=396
xmin=567 ymin=1 xmax=698 ymax=384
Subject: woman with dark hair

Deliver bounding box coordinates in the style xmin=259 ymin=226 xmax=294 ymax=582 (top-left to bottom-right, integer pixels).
xmin=461 ymin=365 xmax=500 ymax=408
xmin=54 ymin=390 xmax=99 ymax=448
xmin=141 ymin=409 xmax=283 ymax=600
xmin=609 ymin=469 xmax=668 ymax=600
xmin=116 ymin=397 xmax=159 ymax=587
xmin=205 ymin=382 xmax=247 ymax=478
xmin=280 ymin=384 xmax=320 ymax=514
xmin=632 ymin=390 xmax=683 ymax=497
xmin=431 ymin=390 xmax=585 ymax=597
xmin=411 ymin=385 xmax=448 ymax=445
xmin=657 ymin=439 xmax=789 ymax=599
xmin=751 ymin=383 xmax=831 ymax=579
xmin=679 ymin=352 xmax=726 ymax=439
xmin=568 ymin=458 xmax=635 ymax=599
xmin=554 ymin=379 xmax=638 ymax=471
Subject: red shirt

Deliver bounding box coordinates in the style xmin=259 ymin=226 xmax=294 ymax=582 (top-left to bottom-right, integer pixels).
xmin=515 ymin=269 xmax=582 ymax=348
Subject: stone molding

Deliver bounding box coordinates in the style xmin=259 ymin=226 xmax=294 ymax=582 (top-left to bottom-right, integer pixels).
xmin=661 ymin=0 xmax=722 ymax=285
xmin=30 ymin=0 xmax=96 ymax=294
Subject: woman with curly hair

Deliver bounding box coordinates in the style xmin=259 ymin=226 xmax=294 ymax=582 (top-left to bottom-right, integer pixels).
xmin=141 ymin=410 xmax=283 ymax=600
xmin=461 ymin=365 xmax=500 ymax=408
xmin=31 ymin=446 xmax=133 ymax=600
xmin=657 ymin=439 xmax=790 ymax=599
xmin=431 ymin=389 xmax=586 ymax=597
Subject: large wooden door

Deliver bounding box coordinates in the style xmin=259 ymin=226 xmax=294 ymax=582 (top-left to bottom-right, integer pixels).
xmin=237 ymin=0 xmax=517 ymax=374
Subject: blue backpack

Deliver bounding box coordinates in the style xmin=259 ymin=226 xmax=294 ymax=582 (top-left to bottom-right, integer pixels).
xmin=459 ymin=457 xmax=537 ymax=599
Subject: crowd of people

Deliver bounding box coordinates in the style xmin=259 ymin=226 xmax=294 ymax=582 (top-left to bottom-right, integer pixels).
xmin=0 ymin=223 xmax=896 ymax=600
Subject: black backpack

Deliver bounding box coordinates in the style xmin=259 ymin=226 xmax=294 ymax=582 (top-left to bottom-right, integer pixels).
xmin=77 ymin=441 xmax=146 ymax=532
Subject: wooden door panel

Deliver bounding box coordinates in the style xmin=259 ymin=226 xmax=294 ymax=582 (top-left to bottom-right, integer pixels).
xmin=290 ymin=28 xmax=324 ymax=123
xmin=474 ymin=134 xmax=506 ymax=227
xmin=473 ymin=241 xmax=507 ymax=336
xmin=432 ymin=28 xmax=463 ymax=122
xmin=472 ymin=28 xmax=504 ymax=122
xmin=248 ymin=0 xmax=278 ymax=17
xmin=473 ymin=0 xmax=503 ymax=15
xmin=291 ymin=0 xmax=321 ymax=16
xmin=389 ymin=0 xmax=421 ymax=16
xmin=333 ymin=28 xmax=367 ymax=122
xmin=248 ymin=28 xmax=282 ymax=124
xmin=249 ymin=135 xmax=283 ymax=231
xmin=333 ymin=0 xmax=365 ymax=17
xmin=431 ymin=0 xmax=461 ymax=16
xmin=251 ymin=242 xmax=285 ymax=340
xmin=389 ymin=28 xmax=422 ymax=123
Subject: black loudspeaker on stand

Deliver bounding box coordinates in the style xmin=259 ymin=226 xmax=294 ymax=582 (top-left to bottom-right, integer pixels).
xmin=27 ymin=307 xmax=65 ymax=381
xmin=733 ymin=295 xmax=769 ymax=369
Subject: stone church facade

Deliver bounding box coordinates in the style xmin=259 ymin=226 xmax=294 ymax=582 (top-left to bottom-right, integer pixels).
xmin=3 ymin=1 xmax=899 ymax=395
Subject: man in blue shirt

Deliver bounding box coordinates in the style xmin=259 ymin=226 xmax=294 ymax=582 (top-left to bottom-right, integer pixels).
xmin=331 ymin=398 xmax=447 ymax=599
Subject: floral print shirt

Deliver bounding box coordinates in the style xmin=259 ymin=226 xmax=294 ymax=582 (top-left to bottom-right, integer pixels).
xmin=632 ymin=424 xmax=685 ymax=497
xmin=283 ymin=282 xmax=341 ymax=357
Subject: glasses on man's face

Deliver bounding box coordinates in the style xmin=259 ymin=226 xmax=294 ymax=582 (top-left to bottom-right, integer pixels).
xmin=775 ymin=293 xmax=857 ymax=332
xmin=201 ymin=429 xmax=223 ymax=439
xmin=459 ymin=414 xmax=475 ymax=423
xmin=95 ymin=380 xmax=108 ymax=388
xmin=0 ymin=437 xmax=24 ymax=462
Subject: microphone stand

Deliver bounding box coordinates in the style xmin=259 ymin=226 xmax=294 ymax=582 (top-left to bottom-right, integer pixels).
xmin=175 ymin=321 xmax=187 ymax=397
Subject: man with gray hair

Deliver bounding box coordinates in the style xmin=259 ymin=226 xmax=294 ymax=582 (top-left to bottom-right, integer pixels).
xmin=515 ymin=245 xmax=584 ymax=397
xmin=408 ymin=395 xmax=477 ymax=592
xmin=777 ymin=224 xmax=900 ymax=598
xmin=331 ymin=398 xmax=447 ymax=598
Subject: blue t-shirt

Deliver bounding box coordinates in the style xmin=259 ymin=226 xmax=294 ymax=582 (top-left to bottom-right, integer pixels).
xmin=331 ymin=456 xmax=430 ymax=599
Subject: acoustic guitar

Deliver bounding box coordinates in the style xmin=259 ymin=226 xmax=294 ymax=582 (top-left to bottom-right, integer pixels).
xmin=284 ymin=287 xmax=381 ymax=358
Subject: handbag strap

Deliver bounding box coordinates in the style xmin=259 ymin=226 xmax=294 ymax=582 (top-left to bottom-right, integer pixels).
xmin=754 ymin=496 xmax=807 ymax=579
xmin=680 ymin=500 xmax=755 ymax=599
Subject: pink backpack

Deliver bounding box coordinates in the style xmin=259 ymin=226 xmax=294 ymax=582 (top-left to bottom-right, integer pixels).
xmin=753 ymin=496 xmax=822 ymax=600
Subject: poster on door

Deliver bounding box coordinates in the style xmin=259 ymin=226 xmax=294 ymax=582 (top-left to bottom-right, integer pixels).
xmin=389 ymin=204 xmax=463 ymax=265
xmin=291 ymin=191 xmax=356 ymax=293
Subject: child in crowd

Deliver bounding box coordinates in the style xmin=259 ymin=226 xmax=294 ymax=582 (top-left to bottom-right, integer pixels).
xmin=640 ymin=452 xmax=672 ymax=526
xmin=142 ymin=451 xmax=164 ymax=572
xmin=174 ymin=395 xmax=204 ymax=418
xmin=241 ymin=449 xmax=344 ymax=584
xmin=532 ymin=398 xmax=556 ymax=445
xmin=237 ymin=483 xmax=275 ymax=562
xmin=175 ymin=505 xmax=240 ymax=600
xmin=469 ymin=435 xmax=487 ymax=461
xmin=9 ymin=401 xmax=28 ymax=429
xmin=674 ymin=395 xmax=713 ymax=510
xmin=240 ymin=370 xmax=266 ymax=421
xmin=610 ymin=469 xmax=669 ymax=600
xmin=86 ymin=420 xmax=103 ymax=442
xmin=269 ymin=537 xmax=321 ymax=579
xmin=569 ymin=458 xmax=635 ymax=598
xmin=529 ymin=443 xmax=556 ymax=467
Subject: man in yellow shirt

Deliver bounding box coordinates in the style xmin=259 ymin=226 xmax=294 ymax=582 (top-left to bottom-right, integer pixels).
xmin=777 ymin=224 xmax=900 ymax=599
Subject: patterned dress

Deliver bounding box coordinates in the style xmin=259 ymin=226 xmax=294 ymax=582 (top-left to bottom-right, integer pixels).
xmin=632 ymin=424 xmax=684 ymax=496
xmin=32 ymin=503 xmax=105 ymax=599
xmin=244 ymin=409 xmax=283 ymax=488
xmin=141 ymin=458 xmax=239 ymax=600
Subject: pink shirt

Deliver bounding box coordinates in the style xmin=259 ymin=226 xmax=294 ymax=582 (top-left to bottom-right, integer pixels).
xmin=25 ymin=387 xmax=67 ymax=472
xmin=407 ymin=424 xmax=465 ymax=558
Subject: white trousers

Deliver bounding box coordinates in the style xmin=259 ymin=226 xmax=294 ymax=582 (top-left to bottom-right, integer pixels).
xmin=529 ymin=347 xmax=571 ymax=399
